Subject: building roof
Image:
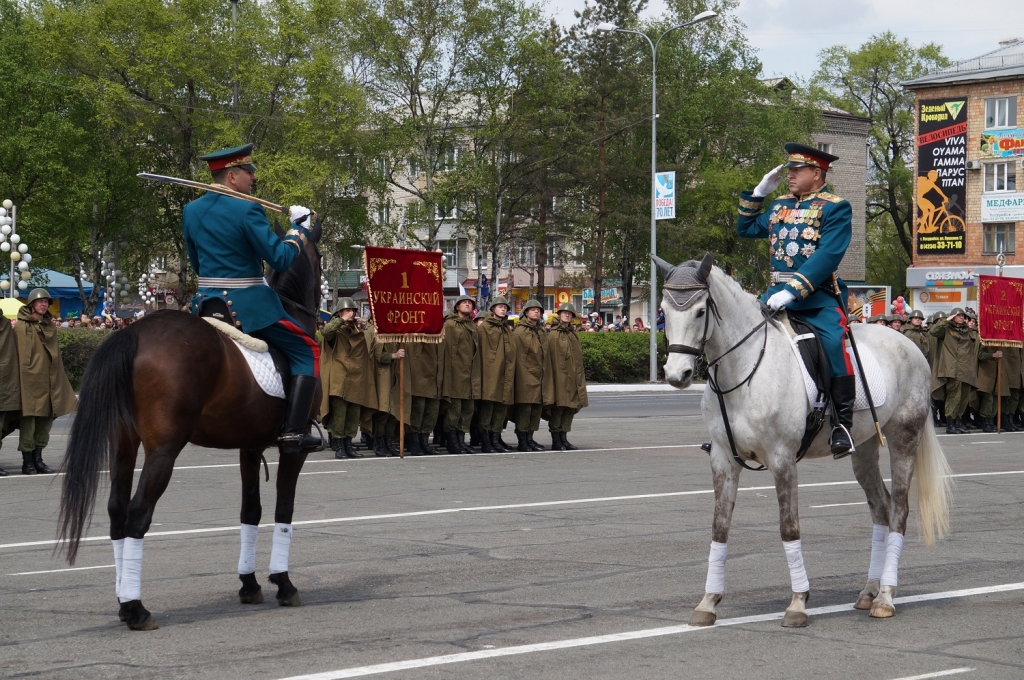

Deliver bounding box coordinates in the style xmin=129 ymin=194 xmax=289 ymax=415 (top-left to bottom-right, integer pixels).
xmin=905 ymin=38 xmax=1024 ymax=88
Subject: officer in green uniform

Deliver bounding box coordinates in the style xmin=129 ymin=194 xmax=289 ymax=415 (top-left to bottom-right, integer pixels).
xmin=737 ymin=143 xmax=857 ymax=458
xmin=182 ymin=144 xmax=320 ymax=455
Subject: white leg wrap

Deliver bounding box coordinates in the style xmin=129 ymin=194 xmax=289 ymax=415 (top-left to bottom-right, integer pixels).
xmin=880 ymin=532 xmax=904 ymax=588
xmin=119 ymin=537 xmax=144 ymax=602
xmin=783 ymin=539 xmax=810 ymax=593
xmin=704 ymin=541 xmax=728 ymax=594
xmin=238 ymin=524 xmax=259 ymax=575
xmin=269 ymin=523 xmax=292 ymax=575
xmin=867 ymin=524 xmax=889 ymax=581
xmin=111 ymin=538 xmax=125 ymax=602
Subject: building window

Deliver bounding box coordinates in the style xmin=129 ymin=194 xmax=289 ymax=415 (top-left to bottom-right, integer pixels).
xmin=542 ymin=294 xmax=554 ymax=311
xmin=984 ymin=162 xmax=1017 ymax=192
xmin=985 ymin=97 xmax=1017 ymax=129
xmin=816 ymin=142 xmax=833 ymax=155
xmin=572 ymin=294 xmax=583 ymax=311
xmin=438 ymin=239 xmax=458 ymax=269
xmin=435 ymin=201 xmax=456 ymax=220
xmin=983 ymin=223 xmax=1015 ymax=255
xmin=376 ymin=204 xmax=389 ymax=226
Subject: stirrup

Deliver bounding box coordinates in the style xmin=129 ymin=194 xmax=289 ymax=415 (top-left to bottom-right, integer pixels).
xmin=829 ymin=424 xmax=855 ymax=460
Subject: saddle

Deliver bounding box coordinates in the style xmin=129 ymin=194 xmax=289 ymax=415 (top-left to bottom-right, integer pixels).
xmin=199 ymin=300 xmax=291 ymax=399
xmin=777 ymin=309 xmax=831 ymax=460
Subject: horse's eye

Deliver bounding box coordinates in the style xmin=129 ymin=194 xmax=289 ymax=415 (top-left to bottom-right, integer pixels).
xmin=695 ymin=309 xmax=705 ymax=318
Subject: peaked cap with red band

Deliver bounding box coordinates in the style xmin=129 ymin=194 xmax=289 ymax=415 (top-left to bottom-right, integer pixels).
xmin=200 ymin=143 xmax=257 ymax=173
xmin=783 ymin=142 xmax=839 ymax=172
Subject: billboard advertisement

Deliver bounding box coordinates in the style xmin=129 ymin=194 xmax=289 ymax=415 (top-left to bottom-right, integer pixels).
xmin=916 ymin=98 xmax=968 ymax=255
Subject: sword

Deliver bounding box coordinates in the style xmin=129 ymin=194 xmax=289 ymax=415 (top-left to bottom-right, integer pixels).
xmin=137 ymin=173 xmax=288 ymax=214
xmin=830 ymin=275 xmax=885 ymax=447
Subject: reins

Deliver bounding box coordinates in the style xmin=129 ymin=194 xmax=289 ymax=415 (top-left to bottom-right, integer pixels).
xmin=663 ymin=281 xmax=776 ymax=471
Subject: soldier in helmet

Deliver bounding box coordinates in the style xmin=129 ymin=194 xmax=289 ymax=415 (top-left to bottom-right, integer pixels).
xmin=512 ymin=300 xmax=546 ymax=451
xmin=930 ymin=308 xmax=978 ymax=434
xmin=441 ymin=295 xmax=480 ymax=454
xmin=13 ymin=289 xmax=77 ymax=474
xmin=902 ymin=309 xmax=929 ymax=360
xmin=405 ymin=330 xmax=445 ymax=456
xmin=543 ymin=303 xmax=588 ymax=450
xmin=319 ymin=298 xmax=377 ymax=459
xmin=887 ymin=314 xmax=903 ymax=332
xmin=476 ymin=297 xmax=516 ymax=452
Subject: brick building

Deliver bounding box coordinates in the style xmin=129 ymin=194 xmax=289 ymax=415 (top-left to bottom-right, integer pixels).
xmin=903 ymin=38 xmax=1024 ymax=315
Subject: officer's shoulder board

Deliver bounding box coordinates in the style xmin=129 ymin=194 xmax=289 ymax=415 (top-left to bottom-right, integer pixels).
xmin=815 ymin=192 xmax=844 ymax=204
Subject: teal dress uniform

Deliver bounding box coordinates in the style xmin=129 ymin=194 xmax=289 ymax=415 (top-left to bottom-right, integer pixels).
xmin=736 ymin=186 xmax=854 ymax=379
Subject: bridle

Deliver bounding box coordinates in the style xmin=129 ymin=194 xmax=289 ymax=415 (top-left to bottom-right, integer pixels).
xmin=663 ymin=279 xmax=776 ymax=471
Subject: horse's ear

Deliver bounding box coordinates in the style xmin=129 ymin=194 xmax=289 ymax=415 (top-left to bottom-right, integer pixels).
xmin=310 ymin=218 xmax=322 ymax=244
xmin=696 ymin=252 xmax=713 ymax=283
xmin=651 ymin=254 xmax=676 ymax=279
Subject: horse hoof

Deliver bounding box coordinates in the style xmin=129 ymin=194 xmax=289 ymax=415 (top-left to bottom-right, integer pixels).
xmin=240 ymin=590 xmax=265 ymax=605
xmin=269 ymin=571 xmax=302 ymax=607
xmin=689 ymin=610 xmax=717 ymax=627
xmin=870 ymin=603 xmax=895 ymax=618
xmin=122 ymin=600 xmax=159 ymax=631
xmin=278 ymin=591 xmax=302 ymax=607
xmin=853 ymin=594 xmax=875 ymax=610
xmin=239 ymin=573 xmax=264 ymax=604
xmin=118 ymin=601 xmax=128 ymax=622
xmin=781 ymin=610 xmax=808 ymax=628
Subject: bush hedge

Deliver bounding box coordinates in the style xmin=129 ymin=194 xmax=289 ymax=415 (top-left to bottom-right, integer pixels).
xmin=578 ymin=331 xmax=667 ymax=383
xmin=58 ymin=329 xmax=114 ymax=390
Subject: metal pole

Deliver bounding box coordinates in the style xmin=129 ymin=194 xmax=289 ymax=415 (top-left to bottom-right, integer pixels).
xmin=231 ymin=0 xmax=239 ymax=119
xmin=649 ymin=44 xmax=658 ymax=383
xmin=9 ymin=205 xmax=15 ymax=299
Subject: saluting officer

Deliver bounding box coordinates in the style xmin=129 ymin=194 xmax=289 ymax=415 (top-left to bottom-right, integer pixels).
xmin=512 ymin=300 xmax=546 ymax=452
xmin=930 ymin=308 xmax=978 ymax=434
xmin=319 ymin=298 xmax=377 ymax=459
xmin=182 ymin=144 xmax=319 ymax=455
xmin=543 ymin=303 xmax=588 ymax=450
xmin=441 ymin=295 xmax=480 ymax=454
xmin=737 ymin=143 xmax=857 ymax=458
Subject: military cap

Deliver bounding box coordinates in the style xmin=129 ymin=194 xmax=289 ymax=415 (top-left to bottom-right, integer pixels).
xmin=333 ymin=297 xmax=358 ymax=312
xmin=783 ymin=142 xmax=838 ymax=172
xmin=26 ymin=288 xmax=51 ymax=304
xmin=557 ymin=302 xmax=578 ymax=316
xmin=454 ymin=294 xmax=477 ymax=309
xmin=199 ymin=143 xmax=256 ymax=172
xmin=949 ymin=307 xmax=965 ymax=318
xmin=489 ymin=296 xmax=510 ymax=311
xmin=521 ymin=299 xmax=543 ymax=313
xmin=909 ymin=310 xmax=925 ymax=320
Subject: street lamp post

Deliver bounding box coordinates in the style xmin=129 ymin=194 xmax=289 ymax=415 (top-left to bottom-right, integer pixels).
xmin=597 ymin=10 xmax=717 ymax=382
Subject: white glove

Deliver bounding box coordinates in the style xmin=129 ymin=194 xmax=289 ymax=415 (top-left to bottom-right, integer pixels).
xmin=752 ymin=165 xmax=786 ymax=198
xmin=767 ymin=289 xmax=796 ymax=311
xmin=288 ymin=205 xmax=312 ymax=225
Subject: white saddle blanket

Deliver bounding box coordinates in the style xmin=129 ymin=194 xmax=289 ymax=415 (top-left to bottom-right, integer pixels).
xmin=787 ymin=333 xmax=886 ymax=412
xmin=203 ymin=317 xmax=286 ymax=399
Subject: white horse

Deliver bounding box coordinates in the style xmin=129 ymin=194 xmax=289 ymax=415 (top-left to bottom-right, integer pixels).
xmin=658 ymin=254 xmax=952 ymax=627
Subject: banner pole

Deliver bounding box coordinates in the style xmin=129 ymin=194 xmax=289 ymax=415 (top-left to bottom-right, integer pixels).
xmin=399 ymin=353 xmax=405 ymax=459
xmin=997 ymin=357 xmax=1003 ymax=434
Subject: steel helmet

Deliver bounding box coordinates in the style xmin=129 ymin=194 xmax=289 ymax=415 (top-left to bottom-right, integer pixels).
xmin=557 ymin=302 xmax=577 ymax=316
xmin=334 ymin=297 xmax=358 ymax=312
xmin=26 ymin=288 xmax=51 ymax=304
xmin=489 ymin=296 xmax=510 ymax=311
xmin=521 ymin=299 xmax=543 ymax=313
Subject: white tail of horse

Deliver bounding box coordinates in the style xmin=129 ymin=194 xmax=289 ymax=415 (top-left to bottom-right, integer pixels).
xmin=912 ymin=419 xmax=953 ymax=546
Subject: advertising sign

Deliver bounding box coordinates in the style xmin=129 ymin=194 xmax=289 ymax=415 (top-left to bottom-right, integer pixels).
xmin=981 ymin=192 xmax=1024 ymax=222
xmin=600 ymin=288 xmax=618 ymax=304
xmin=980 ymin=128 xmax=1024 ymax=158
xmin=655 ymin=171 xmax=676 ymax=220
xmin=582 ymin=288 xmax=594 ymax=305
xmin=846 ymin=285 xmax=890 ymax=318
xmin=363 ymin=246 xmax=445 ymax=342
xmin=978 ymin=275 xmax=1024 ymax=347
xmin=916 ymin=98 xmax=968 ymax=255
xmin=556 ymin=289 xmax=571 ymax=305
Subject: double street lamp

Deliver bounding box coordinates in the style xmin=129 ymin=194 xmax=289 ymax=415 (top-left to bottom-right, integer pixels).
xmin=597 ymin=10 xmax=717 ymax=382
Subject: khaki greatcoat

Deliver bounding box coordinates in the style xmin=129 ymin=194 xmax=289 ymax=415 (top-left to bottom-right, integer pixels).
xmin=542 ymin=321 xmax=588 ymax=411
xmin=319 ymin=317 xmax=378 ymax=420
xmin=975 ymin=342 xmax=1006 ymax=396
xmin=512 ymin=317 xmax=545 ymax=405
xmin=368 ymin=323 xmax=412 ymax=424
xmin=929 ymin=319 xmax=979 ymax=388
xmin=14 ymin=306 xmax=77 ymax=418
xmin=405 ymin=340 xmax=444 ymax=400
xmin=477 ymin=314 xmax=516 ymax=404
xmin=441 ymin=312 xmax=480 ymax=401
xmin=902 ymin=325 xmax=930 ymax=361
xmin=0 ymin=311 xmax=22 ymax=413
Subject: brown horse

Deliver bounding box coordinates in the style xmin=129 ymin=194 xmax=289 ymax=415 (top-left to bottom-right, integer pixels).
xmin=57 ymin=222 xmax=323 ymax=631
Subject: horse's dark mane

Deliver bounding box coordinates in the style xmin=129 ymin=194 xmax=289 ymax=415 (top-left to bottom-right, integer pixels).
xmin=266 ymin=243 xmax=322 ymax=334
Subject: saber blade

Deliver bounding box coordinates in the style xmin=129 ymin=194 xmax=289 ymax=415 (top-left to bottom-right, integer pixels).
xmin=136 ymin=173 xmax=287 ymax=214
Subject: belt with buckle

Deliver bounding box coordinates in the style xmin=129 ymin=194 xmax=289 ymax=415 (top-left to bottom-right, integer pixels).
xmin=770 ymin=272 xmax=795 ymax=284
xmin=197 ymin=276 xmax=267 ymax=289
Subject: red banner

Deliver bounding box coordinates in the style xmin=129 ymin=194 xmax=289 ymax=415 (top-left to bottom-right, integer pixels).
xmin=364 ymin=246 xmax=445 ymax=343
xmin=978 ymin=275 xmax=1024 ymax=347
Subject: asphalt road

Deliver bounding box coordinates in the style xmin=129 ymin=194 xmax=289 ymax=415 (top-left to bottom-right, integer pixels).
xmin=1 ymin=391 xmax=1022 ymax=680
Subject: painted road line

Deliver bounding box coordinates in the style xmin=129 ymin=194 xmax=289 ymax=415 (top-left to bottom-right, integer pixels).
xmin=275 ymin=584 xmax=1022 ymax=680
xmin=300 ymin=471 xmax=347 ymax=475
xmin=4 ymin=468 xmax=1022 ymax=551
xmin=811 ymin=501 xmax=868 ymax=508
xmin=9 ymin=564 xmax=114 ymax=576
xmin=889 ymin=669 xmax=974 ymax=680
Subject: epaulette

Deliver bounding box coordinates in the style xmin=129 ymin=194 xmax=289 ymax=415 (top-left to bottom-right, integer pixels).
xmin=815 ymin=192 xmax=844 ymax=204
xmin=776 ymin=193 xmax=795 ymax=200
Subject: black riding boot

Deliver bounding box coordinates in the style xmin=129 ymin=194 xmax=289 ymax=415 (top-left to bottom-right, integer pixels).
xmin=515 ymin=431 xmax=530 ymax=452
xmin=278 ymin=376 xmax=322 ymax=455
xmin=526 ymin=432 xmax=545 ymax=451
xmin=344 ymin=437 xmax=362 ymax=459
xmin=829 ymin=375 xmax=856 ymax=459
xmin=561 ymin=432 xmax=579 ymax=451
xmin=21 ymin=450 xmax=36 ymax=475
xmin=33 ymin=448 xmax=56 ymax=474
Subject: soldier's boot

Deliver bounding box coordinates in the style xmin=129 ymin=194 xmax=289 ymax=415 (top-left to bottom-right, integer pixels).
xmin=983 ymin=417 xmax=996 ymax=433
xmin=526 ymin=432 xmax=545 ymax=451
xmin=456 ymin=431 xmax=473 ymax=454
xmin=32 ymin=448 xmax=56 ymax=474
xmin=829 ymin=375 xmax=857 ymax=459
xmin=550 ymin=431 xmax=565 ymax=451
xmin=561 ymin=432 xmax=579 ymax=451
xmin=445 ymin=430 xmax=463 ymax=454
xmin=278 ymin=376 xmax=322 ymax=455
xmin=420 ymin=432 xmax=441 ymax=456
xmin=469 ymin=425 xmax=481 ymax=447
xmin=956 ymin=418 xmax=969 ymax=435
xmin=495 ymin=432 xmax=514 ymax=452
xmin=515 ymin=431 xmax=530 ymax=452
xmin=373 ymin=436 xmax=388 ymax=457
xmin=945 ymin=419 xmax=958 ymax=435
xmin=344 ymin=437 xmax=363 ymax=459
xmin=479 ymin=431 xmax=495 ymax=453
xmin=330 ymin=435 xmax=345 ymax=459
xmin=21 ymin=451 xmax=37 ymax=475
xmin=360 ymin=432 xmax=371 ymax=450
xmin=405 ymin=431 xmax=423 ymax=456
xmin=384 ymin=436 xmax=400 ymax=457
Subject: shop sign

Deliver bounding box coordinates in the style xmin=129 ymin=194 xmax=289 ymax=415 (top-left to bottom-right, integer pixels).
xmin=981 ymin=192 xmax=1024 ymax=222
xmin=582 ymin=288 xmax=594 ymax=304
xmin=980 ymin=128 xmax=1024 ymax=158
xmin=600 ymin=288 xmax=618 ymax=303
xmin=916 ymin=98 xmax=968 ymax=255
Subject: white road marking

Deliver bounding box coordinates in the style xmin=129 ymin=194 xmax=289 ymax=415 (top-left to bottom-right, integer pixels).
xmin=9 ymin=564 xmax=114 ymax=576
xmin=811 ymin=501 xmax=867 ymax=508
xmin=300 ymin=471 xmax=347 ymax=475
xmin=274 ymin=584 xmax=1021 ymax=680
xmin=3 ymin=468 xmax=1021 ymax=551
xmin=889 ymin=669 xmax=974 ymax=680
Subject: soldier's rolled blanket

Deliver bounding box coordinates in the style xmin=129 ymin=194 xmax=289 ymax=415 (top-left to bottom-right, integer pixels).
xmin=364 ymin=246 xmax=445 ymax=343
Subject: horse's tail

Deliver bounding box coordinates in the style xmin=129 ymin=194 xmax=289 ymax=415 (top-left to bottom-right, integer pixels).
xmin=912 ymin=418 xmax=953 ymax=546
xmin=57 ymin=327 xmax=138 ymax=564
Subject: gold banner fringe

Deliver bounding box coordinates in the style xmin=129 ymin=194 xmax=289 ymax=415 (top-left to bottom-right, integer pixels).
xmin=375 ymin=333 xmax=444 ymax=344
xmin=980 ymin=339 xmax=1023 ymax=348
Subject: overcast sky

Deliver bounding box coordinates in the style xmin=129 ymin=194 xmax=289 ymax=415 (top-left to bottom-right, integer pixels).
xmin=544 ymin=0 xmax=1022 ymax=82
